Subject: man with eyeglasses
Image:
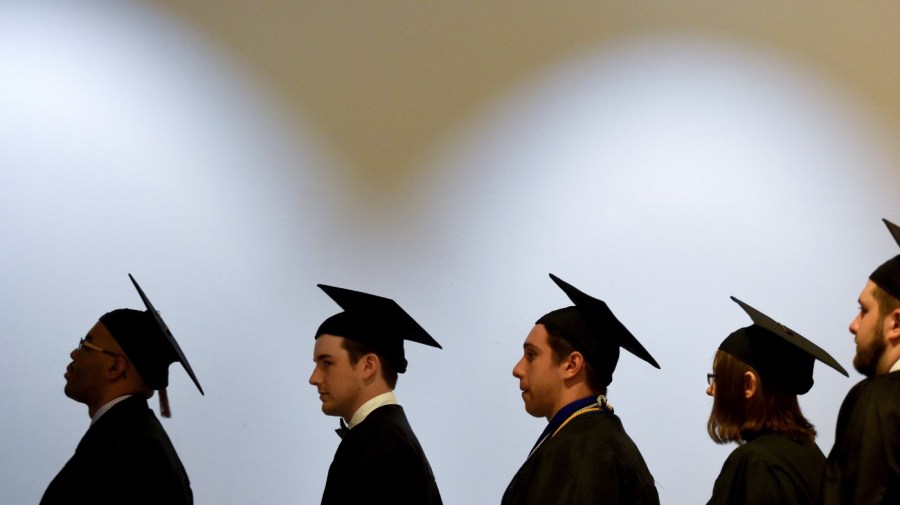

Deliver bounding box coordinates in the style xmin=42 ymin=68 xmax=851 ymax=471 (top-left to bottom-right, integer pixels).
xmin=40 ymin=275 xmax=203 ymax=505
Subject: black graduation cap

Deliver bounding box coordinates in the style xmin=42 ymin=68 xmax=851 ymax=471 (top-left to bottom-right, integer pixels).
xmin=315 ymin=284 xmax=441 ymax=373
xmin=870 ymin=218 xmax=900 ymax=300
xmin=98 ymin=274 xmax=204 ymax=416
xmin=536 ymin=274 xmax=659 ymax=387
xmin=719 ymin=296 xmax=848 ymax=395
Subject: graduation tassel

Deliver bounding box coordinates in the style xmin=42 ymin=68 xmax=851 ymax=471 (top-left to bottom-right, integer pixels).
xmin=159 ymin=388 xmax=171 ymax=418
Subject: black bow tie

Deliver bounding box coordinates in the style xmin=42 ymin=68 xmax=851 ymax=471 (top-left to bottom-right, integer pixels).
xmin=335 ymin=418 xmax=349 ymax=439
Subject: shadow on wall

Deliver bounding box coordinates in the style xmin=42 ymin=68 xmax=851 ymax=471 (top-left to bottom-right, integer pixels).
xmin=2 ymin=3 xmax=898 ymax=504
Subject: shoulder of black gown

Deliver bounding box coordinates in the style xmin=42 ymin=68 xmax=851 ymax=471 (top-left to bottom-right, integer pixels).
xmin=844 ymin=371 xmax=900 ymax=407
xmin=502 ymin=409 xmax=658 ymax=505
xmin=707 ymin=433 xmax=824 ymax=505
xmin=41 ymin=395 xmax=192 ymax=505
xmin=323 ymin=404 xmax=442 ymax=505
xmin=823 ymin=371 xmax=900 ymax=505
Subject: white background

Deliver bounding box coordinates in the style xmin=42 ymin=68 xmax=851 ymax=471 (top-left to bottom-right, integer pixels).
xmin=2 ymin=2 xmax=899 ymax=504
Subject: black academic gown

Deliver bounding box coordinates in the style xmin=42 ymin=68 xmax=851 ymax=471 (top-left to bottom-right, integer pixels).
xmin=707 ymin=432 xmax=825 ymax=505
xmin=40 ymin=396 xmax=192 ymax=505
xmin=821 ymin=371 xmax=900 ymax=505
xmin=321 ymin=404 xmax=442 ymax=505
xmin=501 ymin=409 xmax=659 ymax=505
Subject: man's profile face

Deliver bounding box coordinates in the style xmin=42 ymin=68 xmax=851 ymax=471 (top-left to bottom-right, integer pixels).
xmin=309 ymin=334 xmax=365 ymax=420
xmin=851 ymin=280 xmax=887 ymax=378
xmin=512 ymin=324 xmax=567 ymax=421
xmin=64 ymin=321 xmax=121 ymax=405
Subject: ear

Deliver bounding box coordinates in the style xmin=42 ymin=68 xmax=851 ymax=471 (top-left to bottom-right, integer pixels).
xmin=560 ymin=351 xmax=585 ymax=380
xmin=885 ymin=308 xmax=900 ymax=343
xmin=359 ymin=353 xmax=380 ymax=381
xmin=106 ymin=356 xmax=129 ymax=381
xmin=743 ymin=371 xmax=758 ymax=399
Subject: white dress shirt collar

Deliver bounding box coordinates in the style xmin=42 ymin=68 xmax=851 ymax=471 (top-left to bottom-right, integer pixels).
xmin=346 ymin=391 xmax=397 ymax=429
xmin=91 ymin=395 xmax=133 ymax=426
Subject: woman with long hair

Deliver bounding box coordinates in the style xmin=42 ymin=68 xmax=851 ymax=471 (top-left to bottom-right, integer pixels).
xmin=706 ymin=297 xmax=848 ymax=505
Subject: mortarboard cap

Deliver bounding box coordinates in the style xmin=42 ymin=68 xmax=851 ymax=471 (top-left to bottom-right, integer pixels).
xmin=99 ymin=275 xmax=203 ymax=416
xmin=870 ymin=218 xmax=900 ymax=300
xmin=315 ymin=284 xmax=441 ymax=373
xmin=719 ymin=296 xmax=848 ymax=395
xmin=535 ymin=274 xmax=659 ymax=387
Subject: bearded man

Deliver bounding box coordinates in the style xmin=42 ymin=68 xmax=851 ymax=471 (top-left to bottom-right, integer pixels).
xmin=821 ymin=219 xmax=900 ymax=505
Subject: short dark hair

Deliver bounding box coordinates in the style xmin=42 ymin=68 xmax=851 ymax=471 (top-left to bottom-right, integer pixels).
xmin=545 ymin=326 xmax=607 ymax=396
xmin=873 ymin=283 xmax=900 ymax=319
xmin=707 ymin=350 xmax=815 ymax=445
xmin=341 ymin=338 xmax=399 ymax=389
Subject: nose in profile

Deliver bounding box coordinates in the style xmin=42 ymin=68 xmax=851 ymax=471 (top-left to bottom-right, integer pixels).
xmin=512 ymin=358 xmax=525 ymax=379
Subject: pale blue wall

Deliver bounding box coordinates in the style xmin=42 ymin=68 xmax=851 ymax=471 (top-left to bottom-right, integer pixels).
xmin=1 ymin=3 xmax=898 ymax=504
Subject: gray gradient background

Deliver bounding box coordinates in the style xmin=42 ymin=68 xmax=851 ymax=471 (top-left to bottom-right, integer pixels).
xmin=2 ymin=1 xmax=899 ymax=504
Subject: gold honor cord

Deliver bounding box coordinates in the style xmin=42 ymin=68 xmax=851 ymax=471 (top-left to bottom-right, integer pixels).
xmin=528 ymin=400 xmax=608 ymax=459
xmin=551 ymin=406 xmax=601 ymax=438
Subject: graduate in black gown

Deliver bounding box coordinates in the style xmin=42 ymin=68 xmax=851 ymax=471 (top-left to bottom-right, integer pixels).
xmin=502 ymin=274 xmax=661 ymax=505
xmin=309 ymin=284 xmax=443 ymax=505
xmin=705 ymin=297 xmax=848 ymax=505
xmin=41 ymin=274 xmax=203 ymax=505
xmin=821 ymin=219 xmax=900 ymax=505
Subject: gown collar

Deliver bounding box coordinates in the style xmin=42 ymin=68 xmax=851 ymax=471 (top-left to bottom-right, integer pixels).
xmin=529 ymin=395 xmax=610 ymax=456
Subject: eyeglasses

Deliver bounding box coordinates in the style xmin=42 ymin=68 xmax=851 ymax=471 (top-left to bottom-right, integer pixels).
xmin=78 ymin=338 xmax=121 ymax=358
xmin=707 ymin=373 xmax=716 ymax=386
